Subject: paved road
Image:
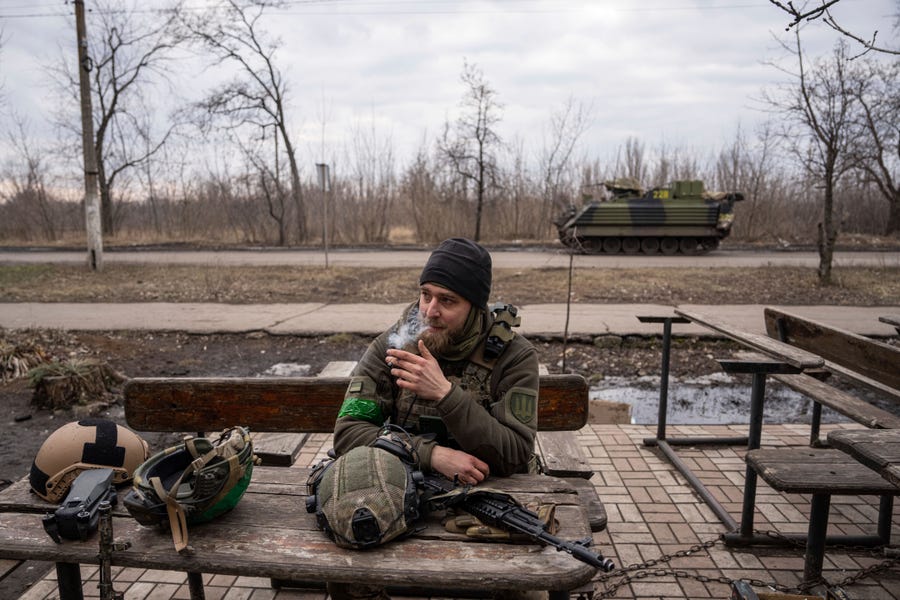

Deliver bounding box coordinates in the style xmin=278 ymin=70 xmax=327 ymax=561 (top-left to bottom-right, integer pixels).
xmin=1 ymin=248 xmax=898 ymax=269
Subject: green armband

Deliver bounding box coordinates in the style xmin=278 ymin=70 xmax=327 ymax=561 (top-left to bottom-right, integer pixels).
xmin=337 ymin=397 xmax=384 ymax=424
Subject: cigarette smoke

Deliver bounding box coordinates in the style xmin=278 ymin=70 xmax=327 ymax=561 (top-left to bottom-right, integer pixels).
xmin=388 ymin=308 xmax=428 ymax=350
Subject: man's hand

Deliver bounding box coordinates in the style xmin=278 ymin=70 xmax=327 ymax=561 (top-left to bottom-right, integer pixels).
xmin=430 ymin=445 xmax=490 ymax=485
xmin=386 ymin=340 xmax=452 ymax=401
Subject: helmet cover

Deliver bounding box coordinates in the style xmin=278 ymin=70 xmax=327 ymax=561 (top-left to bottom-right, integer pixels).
xmin=308 ymin=446 xmax=421 ymax=549
xmin=123 ymin=426 xmax=256 ymax=552
xmin=30 ymin=418 xmax=150 ymax=503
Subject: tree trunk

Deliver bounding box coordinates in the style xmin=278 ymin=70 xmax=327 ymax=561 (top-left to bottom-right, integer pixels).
xmin=98 ymin=163 xmax=114 ymax=237
xmin=817 ymin=163 xmax=837 ymax=284
xmin=886 ymin=191 xmax=900 ymax=236
xmin=280 ymin=129 xmax=305 ymax=244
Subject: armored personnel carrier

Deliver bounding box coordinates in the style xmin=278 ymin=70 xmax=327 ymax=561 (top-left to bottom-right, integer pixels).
xmin=555 ymin=178 xmax=743 ymax=254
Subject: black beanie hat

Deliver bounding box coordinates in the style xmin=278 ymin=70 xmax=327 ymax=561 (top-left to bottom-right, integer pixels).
xmin=419 ymin=238 xmax=492 ymax=308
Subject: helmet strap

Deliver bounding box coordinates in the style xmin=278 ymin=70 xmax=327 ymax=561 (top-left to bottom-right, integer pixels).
xmin=150 ymin=475 xmax=190 ymax=553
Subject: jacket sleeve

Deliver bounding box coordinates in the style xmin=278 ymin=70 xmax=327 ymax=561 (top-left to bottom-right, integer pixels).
xmin=331 ymin=333 xmax=440 ymax=469
xmin=434 ymin=336 xmax=539 ymax=476
xmin=332 ymin=333 xmax=391 ymax=454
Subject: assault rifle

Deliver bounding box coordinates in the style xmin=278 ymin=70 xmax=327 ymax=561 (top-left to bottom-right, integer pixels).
xmin=420 ymin=474 xmax=615 ymax=572
xmin=371 ymin=432 xmax=614 ymax=572
xmin=98 ymin=500 xmax=130 ymax=600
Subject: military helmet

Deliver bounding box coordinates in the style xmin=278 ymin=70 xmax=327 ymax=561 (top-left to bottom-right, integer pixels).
xmin=123 ymin=426 xmax=256 ymax=552
xmin=30 ymin=418 xmax=150 ymax=503
xmin=307 ymin=446 xmax=421 ymax=549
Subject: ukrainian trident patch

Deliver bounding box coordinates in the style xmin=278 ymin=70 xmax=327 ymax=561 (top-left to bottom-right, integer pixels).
xmin=507 ymin=387 xmax=537 ymax=425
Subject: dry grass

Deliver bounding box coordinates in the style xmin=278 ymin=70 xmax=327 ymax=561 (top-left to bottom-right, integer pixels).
xmin=1 ymin=263 xmax=898 ymax=306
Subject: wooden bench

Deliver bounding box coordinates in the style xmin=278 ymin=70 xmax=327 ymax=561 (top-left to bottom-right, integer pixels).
xmin=0 ymin=559 xmax=23 ymax=585
xmin=121 ymin=367 xmax=606 ymax=598
xmin=122 ymin=369 xmax=605 ymax=530
xmin=746 ymin=447 xmax=897 ymax=584
xmin=715 ymin=309 xmax=900 ymax=583
xmin=763 ymin=307 xmax=900 ymax=443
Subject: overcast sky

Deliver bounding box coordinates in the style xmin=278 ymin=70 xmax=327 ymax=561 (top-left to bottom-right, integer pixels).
xmin=1 ymin=0 xmax=898 ymax=170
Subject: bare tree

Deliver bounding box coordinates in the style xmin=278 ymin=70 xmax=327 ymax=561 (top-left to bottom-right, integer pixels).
xmin=244 ymin=134 xmax=289 ymax=245
xmin=50 ymin=1 xmax=183 ymax=237
xmin=539 ymin=96 xmax=593 ymax=222
xmin=343 ymin=118 xmax=396 ymax=243
xmin=0 ymin=28 xmax=6 ymax=110
xmin=765 ymin=35 xmax=863 ymax=282
xmin=438 ymin=60 xmax=503 ymax=242
xmin=767 ymin=0 xmax=900 ymax=56
xmin=181 ymin=0 xmax=306 ymax=244
xmin=715 ymin=123 xmax=780 ymax=240
xmin=614 ymin=137 xmax=648 ymax=185
xmin=401 ymin=144 xmax=441 ymax=242
xmin=847 ymin=58 xmax=900 ymax=234
xmin=2 ymin=117 xmax=59 ymax=240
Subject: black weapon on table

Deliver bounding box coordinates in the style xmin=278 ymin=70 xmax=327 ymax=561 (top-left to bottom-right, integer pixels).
xmin=420 ymin=474 xmax=615 ymax=572
xmin=42 ymin=468 xmax=117 ymax=543
xmin=371 ymin=431 xmax=615 ymax=572
xmin=98 ymin=499 xmax=130 ymax=600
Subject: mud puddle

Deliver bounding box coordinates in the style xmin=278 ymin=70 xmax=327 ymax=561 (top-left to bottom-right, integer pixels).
xmin=593 ymin=373 xmax=849 ymax=425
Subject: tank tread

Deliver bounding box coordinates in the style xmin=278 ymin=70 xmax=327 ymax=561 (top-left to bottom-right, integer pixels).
xmin=560 ymin=235 xmax=721 ymax=255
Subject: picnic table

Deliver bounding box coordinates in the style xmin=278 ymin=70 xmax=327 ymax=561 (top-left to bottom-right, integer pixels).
xmin=828 ymin=429 xmax=900 ymax=489
xmin=879 ymin=314 xmax=900 ymax=335
xmin=0 ymin=467 xmax=601 ymax=600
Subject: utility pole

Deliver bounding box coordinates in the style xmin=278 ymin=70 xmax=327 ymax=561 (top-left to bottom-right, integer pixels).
xmin=315 ymin=163 xmax=330 ymax=268
xmin=74 ymin=0 xmax=104 ymax=271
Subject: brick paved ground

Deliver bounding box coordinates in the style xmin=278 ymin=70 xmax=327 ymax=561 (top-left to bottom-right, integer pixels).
xmin=17 ymin=425 xmax=900 ymax=600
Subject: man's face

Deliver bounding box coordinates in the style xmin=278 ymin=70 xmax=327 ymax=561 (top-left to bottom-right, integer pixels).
xmin=418 ymin=283 xmax=472 ymax=353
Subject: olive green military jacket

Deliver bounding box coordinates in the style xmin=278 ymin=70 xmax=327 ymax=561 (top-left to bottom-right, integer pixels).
xmin=333 ymin=317 xmax=540 ymax=477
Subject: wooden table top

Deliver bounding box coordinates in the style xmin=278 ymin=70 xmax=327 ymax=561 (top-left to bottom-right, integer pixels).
xmin=674 ymin=309 xmax=824 ymax=370
xmin=0 ymin=468 xmax=599 ymax=593
xmin=827 ymin=429 xmax=900 ymax=489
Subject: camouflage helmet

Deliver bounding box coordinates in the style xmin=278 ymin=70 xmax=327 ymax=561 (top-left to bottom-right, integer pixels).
xmin=30 ymin=418 xmax=150 ymax=503
xmin=123 ymin=426 xmax=256 ymax=552
xmin=307 ymin=446 xmax=421 ymax=549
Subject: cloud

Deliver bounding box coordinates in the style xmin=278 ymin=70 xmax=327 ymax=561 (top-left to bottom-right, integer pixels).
xmin=1 ymin=0 xmax=896 ymax=169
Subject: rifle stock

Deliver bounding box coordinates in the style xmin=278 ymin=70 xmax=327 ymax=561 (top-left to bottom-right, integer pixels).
xmin=423 ymin=475 xmax=615 ymax=572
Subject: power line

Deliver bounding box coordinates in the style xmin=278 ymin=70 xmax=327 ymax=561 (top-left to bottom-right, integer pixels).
xmin=0 ymin=0 xmax=773 ymax=21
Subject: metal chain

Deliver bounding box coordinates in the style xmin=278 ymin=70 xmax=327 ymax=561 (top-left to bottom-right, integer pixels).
xmin=592 ymin=530 xmax=900 ymax=598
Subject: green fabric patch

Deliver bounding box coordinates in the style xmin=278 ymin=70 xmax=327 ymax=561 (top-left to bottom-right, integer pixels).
xmin=508 ymin=388 xmax=537 ymax=425
xmin=337 ymin=397 xmax=384 ymax=424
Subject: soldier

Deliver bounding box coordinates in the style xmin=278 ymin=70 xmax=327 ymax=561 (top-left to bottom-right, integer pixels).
xmin=329 ymin=237 xmax=540 ymax=599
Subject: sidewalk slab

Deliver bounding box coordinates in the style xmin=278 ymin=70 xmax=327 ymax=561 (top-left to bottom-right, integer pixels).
xmin=1 ymin=303 xmax=898 ymax=338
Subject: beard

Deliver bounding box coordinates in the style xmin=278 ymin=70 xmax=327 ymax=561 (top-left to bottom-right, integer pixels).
xmin=418 ymin=318 xmax=461 ymax=356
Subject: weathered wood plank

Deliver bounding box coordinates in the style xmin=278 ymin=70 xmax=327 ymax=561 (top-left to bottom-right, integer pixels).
xmin=746 ymin=448 xmax=898 ymax=495
xmin=674 ymin=309 xmax=824 ymax=370
xmin=764 ymin=307 xmax=900 ymax=394
xmin=0 ymin=558 xmax=23 ymax=583
xmin=828 ymin=429 xmax=900 ymax=488
xmin=773 ymin=373 xmax=900 ymax=429
xmin=563 ymin=477 xmax=607 ymax=533
xmin=250 ymin=432 xmax=309 ymax=466
xmin=123 ymin=373 xmax=589 ymax=433
xmin=536 ymin=431 xmax=593 ymax=479
xmin=0 ymin=471 xmax=598 ymax=593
